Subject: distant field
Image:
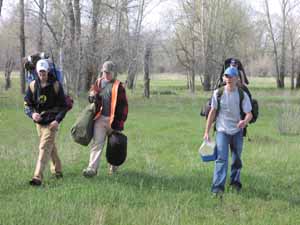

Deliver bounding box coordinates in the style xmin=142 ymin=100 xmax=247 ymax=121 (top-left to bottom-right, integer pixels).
xmin=1 ymin=74 xmax=300 ymax=225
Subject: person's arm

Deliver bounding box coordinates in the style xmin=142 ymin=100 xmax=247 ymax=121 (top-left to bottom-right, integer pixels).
xmin=237 ymin=112 xmax=252 ymax=129
xmin=237 ymin=91 xmax=253 ymax=129
xmin=203 ymin=108 xmax=217 ymax=141
xmin=24 ymin=83 xmax=41 ymax=121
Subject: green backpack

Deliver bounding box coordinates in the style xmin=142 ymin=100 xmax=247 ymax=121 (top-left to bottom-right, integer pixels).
xmin=70 ymin=103 xmax=96 ymax=146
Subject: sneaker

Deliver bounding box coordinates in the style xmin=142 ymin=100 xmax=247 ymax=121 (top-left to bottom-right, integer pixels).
xmin=229 ymin=181 xmax=242 ymax=192
xmin=82 ymin=168 xmax=97 ymax=178
xmin=108 ymin=165 xmax=118 ymax=175
xmin=29 ymin=178 xmax=42 ymax=186
xmin=212 ymin=191 xmax=224 ymax=199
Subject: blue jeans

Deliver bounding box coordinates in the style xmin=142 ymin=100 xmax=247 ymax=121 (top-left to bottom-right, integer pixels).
xmin=211 ymin=130 xmax=244 ymax=193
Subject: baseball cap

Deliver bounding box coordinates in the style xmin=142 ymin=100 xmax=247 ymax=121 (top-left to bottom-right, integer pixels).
xmin=36 ymin=59 xmax=49 ymax=72
xmin=101 ymin=61 xmax=115 ymax=73
xmin=224 ymin=67 xmax=238 ymax=77
xmin=230 ymin=58 xmax=237 ymax=65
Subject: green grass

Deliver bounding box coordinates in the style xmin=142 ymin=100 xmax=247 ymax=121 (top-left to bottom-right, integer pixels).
xmin=1 ymin=75 xmax=300 ymax=225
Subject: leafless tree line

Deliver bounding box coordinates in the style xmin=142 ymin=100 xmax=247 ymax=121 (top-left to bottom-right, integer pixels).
xmin=173 ymin=0 xmax=300 ymax=91
xmin=2 ymin=0 xmax=300 ymax=94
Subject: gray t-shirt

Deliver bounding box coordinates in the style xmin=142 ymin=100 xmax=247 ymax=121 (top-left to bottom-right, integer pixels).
xmin=100 ymin=79 xmax=113 ymax=117
xmin=211 ymin=87 xmax=252 ymax=135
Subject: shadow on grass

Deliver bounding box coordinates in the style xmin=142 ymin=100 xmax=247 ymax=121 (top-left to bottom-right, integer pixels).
xmin=241 ymin=173 xmax=300 ymax=207
xmin=2 ymin=168 xmax=300 ymax=208
xmin=111 ymin=170 xmax=211 ymax=193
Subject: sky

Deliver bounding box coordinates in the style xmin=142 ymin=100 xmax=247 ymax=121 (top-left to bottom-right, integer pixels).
xmin=142 ymin=0 xmax=281 ymax=29
xmin=0 ymin=0 xmax=281 ymax=26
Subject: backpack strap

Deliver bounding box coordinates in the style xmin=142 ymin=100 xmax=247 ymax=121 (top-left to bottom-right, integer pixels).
xmin=29 ymin=80 xmax=36 ymax=93
xmin=214 ymin=87 xmax=224 ymax=131
xmin=216 ymin=87 xmax=224 ymax=116
xmin=53 ymin=81 xmax=59 ymax=95
xmin=237 ymin=87 xmax=244 ymax=119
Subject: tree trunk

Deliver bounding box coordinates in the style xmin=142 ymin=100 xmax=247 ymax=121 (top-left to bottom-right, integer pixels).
xmin=264 ymin=0 xmax=281 ymax=88
xmin=4 ymin=58 xmax=14 ymax=90
xmin=126 ymin=0 xmax=145 ymax=89
xmin=143 ymin=44 xmax=151 ymax=98
xmin=85 ymin=0 xmax=101 ymax=91
xmin=291 ymin=46 xmax=295 ymax=89
xmin=37 ymin=0 xmax=44 ymax=51
xmin=19 ymin=0 xmax=26 ymax=94
xmin=296 ymin=63 xmax=300 ymax=89
xmin=73 ymin=0 xmax=83 ymax=95
xmin=0 ymin=0 xmax=3 ymax=16
xmin=67 ymin=0 xmax=75 ymax=48
xmin=278 ymin=0 xmax=287 ymax=89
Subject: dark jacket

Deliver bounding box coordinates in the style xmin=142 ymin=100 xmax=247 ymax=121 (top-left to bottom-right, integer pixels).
xmin=24 ymin=80 xmax=67 ymax=125
xmin=91 ymin=78 xmax=128 ymax=131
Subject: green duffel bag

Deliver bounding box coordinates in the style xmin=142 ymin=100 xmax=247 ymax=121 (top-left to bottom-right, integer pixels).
xmin=71 ymin=103 xmax=96 ymax=146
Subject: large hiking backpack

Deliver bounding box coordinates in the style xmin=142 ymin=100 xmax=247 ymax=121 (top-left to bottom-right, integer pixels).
xmin=24 ymin=52 xmax=63 ymax=84
xmin=201 ymin=58 xmax=258 ymax=123
xmin=24 ymin=52 xmax=73 ymax=111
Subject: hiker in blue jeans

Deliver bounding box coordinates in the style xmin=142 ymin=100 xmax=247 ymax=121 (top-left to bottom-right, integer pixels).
xmin=203 ymin=67 xmax=252 ymax=196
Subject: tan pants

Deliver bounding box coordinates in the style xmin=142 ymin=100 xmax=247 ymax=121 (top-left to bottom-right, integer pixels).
xmin=33 ymin=124 xmax=62 ymax=180
xmin=86 ymin=116 xmax=113 ymax=171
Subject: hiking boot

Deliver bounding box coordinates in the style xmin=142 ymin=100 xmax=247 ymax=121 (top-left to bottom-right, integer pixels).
xmin=229 ymin=181 xmax=242 ymax=192
xmin=82 ymin=168 xmax=97 ymax=178
xmin=54 ymin=172 xmax=63 ymax=179
xmin=29 ymin=178 xmax=42 ymax=186
xmin=108 ymin=165 xmax=118 ymax=175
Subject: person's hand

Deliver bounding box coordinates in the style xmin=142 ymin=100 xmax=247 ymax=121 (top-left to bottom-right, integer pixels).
xmin=49 ymin=120 xmax=59 ymax=130
xmin=203 ymin=132 xmax=210 ymax=142
xmin=237 ymin=120 xmax=247 ymax=129
xmin=32 ymin=113 xmax=41 ymax=122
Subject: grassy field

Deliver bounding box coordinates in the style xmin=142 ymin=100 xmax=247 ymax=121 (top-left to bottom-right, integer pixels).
xmin=1 ymin=74 xmax=300 ymax=225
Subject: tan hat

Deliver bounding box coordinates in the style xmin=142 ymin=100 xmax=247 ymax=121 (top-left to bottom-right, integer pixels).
xmin=101 ymin=61 xmax=115 ymax=73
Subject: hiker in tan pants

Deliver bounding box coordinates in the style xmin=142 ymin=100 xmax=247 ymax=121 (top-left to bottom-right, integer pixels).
xmin=24 ymin=59 xmax=67 ymax=186
xmin=34 ymin=124 xmax=62 ymax=181
xmin=82 ymin=61 xmax=128 ymax=177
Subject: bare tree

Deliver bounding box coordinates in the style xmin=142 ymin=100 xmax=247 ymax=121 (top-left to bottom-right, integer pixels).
xmin=264 ymin=0 xmax=299 ymax=88
xmin=85 ymin=0 xmax=102 ymax=90
xmin=4 ymin=57 xmax=15 ymax=90
xmin=127 ymin=0 xmax=146 ymax=89
xmin=73 ymin=0 xmax=83 ymax=94
xmin=19 ymin=0 xmax=26 ymax=94
xmin=0 ymin=0 xmax=3 ymax=16
xmin=143 ymin=42 xmax=152 ymax=98
xmin=287 ymin=16 xmax=300 ymax=89
xmin=37 ymin=0 xmax=44 ymax=51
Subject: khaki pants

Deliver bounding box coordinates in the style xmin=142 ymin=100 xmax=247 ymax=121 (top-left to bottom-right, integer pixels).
xmin=86 ymin=116 xmax=113 ymax=171
xmin=33 ymin=124 xmax=62 ymax=180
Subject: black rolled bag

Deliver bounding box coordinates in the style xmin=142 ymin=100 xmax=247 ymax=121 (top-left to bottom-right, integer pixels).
xmin=70 ymin=103 xmax=96 ymax=146
xmin=106 ymin=131 xmax=127 ymax=166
